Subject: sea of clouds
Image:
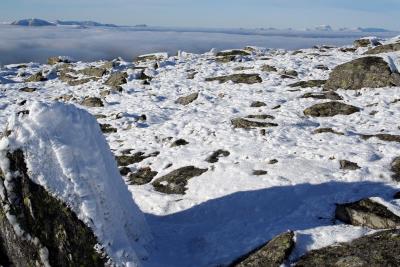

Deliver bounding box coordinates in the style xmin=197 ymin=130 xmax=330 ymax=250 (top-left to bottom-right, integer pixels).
xmin=0 ymin=25 xmax=398 ymax=64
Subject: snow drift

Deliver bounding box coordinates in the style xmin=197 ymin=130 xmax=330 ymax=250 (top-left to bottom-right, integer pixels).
xmin=0 ymin=101 xmax=152 ymax=266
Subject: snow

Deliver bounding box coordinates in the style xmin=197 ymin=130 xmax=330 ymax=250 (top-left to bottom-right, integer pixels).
xmin=0 ymin=36 xmax=400 ymax=266
xmin=1 ymin=102 xmax=152 ymax=266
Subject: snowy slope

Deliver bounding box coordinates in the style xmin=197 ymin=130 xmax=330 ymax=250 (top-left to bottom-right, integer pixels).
xmin=0 ymin=37 xmax=400 ymax=266
xmin=0 ymin=102 xmax=152 ymax=266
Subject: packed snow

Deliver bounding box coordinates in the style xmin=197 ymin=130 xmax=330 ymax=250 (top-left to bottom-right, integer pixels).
xmin=0 ymin=34 xmax=400 ymax=266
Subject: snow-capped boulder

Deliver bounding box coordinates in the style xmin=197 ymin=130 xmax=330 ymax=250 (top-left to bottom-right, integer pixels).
xmin=324 ymin=57 xmax=400 ymax=90
xmin=0 ymin=102 xmax=152 ymax=266
xmin=303 ymin=101 xmax=360 ymax=117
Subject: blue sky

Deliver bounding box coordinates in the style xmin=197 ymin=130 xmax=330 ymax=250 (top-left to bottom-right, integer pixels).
xmin=1 ymin=0 xmax=400 ymax=29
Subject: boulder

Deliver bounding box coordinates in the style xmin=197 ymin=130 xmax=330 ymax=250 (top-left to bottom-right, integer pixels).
xmin=354 ymin=38 xmax=381 ymax=48
xmin=231 ymin=118 xmax=278 ymax=129
xmin=115 ymin=151 xmax=159 ymax=167
xmin=391 ymin=157 xmax=400 ymax=181
xmin=339 ymin=160 xmax=361 ymax=170
xmin=171 ymin=139 xmax=189 ymax=147
xmin=205 ymin=149 xmax=230 ymax=163
xmin=281 ymin=69 xmax=298 ymax=77
xmin=361 ymin=133 xmax=400 ymax=143
xmin=295 ymin=229 xmax=400 ymax=266
xmin=152 ymin=166 xmax=208 ymax=194
xmin=324 ymin=57 xmax=400 ymax=91
xmin=260 ymin=65 xmax=277 ymax=72
xmin=216 ymin=50 xmax=251 ymax=57
xmin=48 ymin=56 xmax=71 ymax=65
xmin=252 ymin=170 xmax=268 ymax=176
xmin=300 ymin=91 xmax=342 ymax=100
xmin=105 ymin=72 xmax=128 ymax=89
xmin=175 ymin=92 xmax=199 ymax=105
xmin=25 ymin=72 xmax=47 ymax=82
xmin=99 ymin=123 xmax=117 ymax=133
xmin=250 ymin=101 xmax=267 ymax=107
xmin=230 ymin=231 xmax=295 ymax=267
xmin=246 ymin=114 xmax=275 ymax=120
xmin=78 ymin=67 xmax=107 ymax=77
xmin=312 ymin=128 xmax=344 ymax=135
xmin=303 ymin=101 xmax=360 ymax=117
xmin=19 ymin=87 xmax=37 ymax=93
xmin=364 ymin=43 xmax=400 ymax=55
xmin=81 ymin=97 xmax=104 ymax=107
xmin=205 ymin=74 xmax=262 ymax=84
xmin=128 ymin=167 xmax=158 ymax=185
xmin=288 ymin=80 xmax=326 ymax=88
xmin=335 ymin=198 xmax=400 ymax=229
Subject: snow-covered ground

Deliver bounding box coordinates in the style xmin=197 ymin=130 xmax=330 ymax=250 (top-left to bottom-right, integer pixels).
xmin=0 ymin=36 xmax=400 ymax=266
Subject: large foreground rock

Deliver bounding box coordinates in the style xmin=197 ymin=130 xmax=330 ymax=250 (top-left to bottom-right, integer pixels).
xmin=324 ymin=57 xmax=400 ymax=90
xmin=335 ymin=198 xmax=400 ymax=229
xmin=152 ymin=166 xmax=207 ymax=194
xmin=296 ymin=229 xmax=400 ymax=266
xmin=303 ymin=101 xmax=360 ymax=117
xmin=206 ymin=74 xmax=262 ymax=84
xmin=230 ymin=231 xmax=295 ymax=267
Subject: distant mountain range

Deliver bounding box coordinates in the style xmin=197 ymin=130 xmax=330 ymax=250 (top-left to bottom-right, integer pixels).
xmin=8 ymin=19 xmax=394 ymax=33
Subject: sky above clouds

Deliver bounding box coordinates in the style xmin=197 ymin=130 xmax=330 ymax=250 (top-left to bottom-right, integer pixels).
xmin=1 ymin=0 xmax=400 ymax=29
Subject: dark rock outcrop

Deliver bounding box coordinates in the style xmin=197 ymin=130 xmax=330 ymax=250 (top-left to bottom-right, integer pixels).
xmin=260 ymin=65 xmax=277 ymax=72
xmin=296 ymin=229 xmax=400 ymax=267
xmin=19 ymin=87 xmax=37 ymax=93
xmin=216 ymin=50 xmax=251 ymax=57
xmin=231 ymin=118 xmax=278 ymax=129
xmin=171 ymin=139 xmax=189 ymax=147
xmin=175 ymin=92 xmax=199 ymax=105
xmin=152 ymin=166 xmax=207 ymax=194
xmin=303 ymin=101 xmax=360 ymax=117
xmin=250 ymin=101 xmax=267 ymax=107
xmin=128 ymin=167 xmax=158 ymax=185
xmin=205 ymin=74 xmax=262 ymax=84
xmin=230 ymin=231 xmax=295 ymax=267
xmin=324 ymin=57 xmax=400 ymax=91
xmin=354 ymin=38 xmax=381 ymax=48
xmin=252 ymin=170 xmax=268 ymax=176
xmin=115 ymin=151 xmax=159 ymax=167
xmin=361 ymin=134 xmax=400 ymax=143
xmin=339 ymin=160 xmax=360 ymax=170
xmin=81 ymin=97 xmax=104 ymax=107
xmin=391 ymin=157 xmax=400 ymax=182
xmin=99 ymin=123 xmax=117 ymax=133
xmin=246 ymin=114 xmax=275 ymax=120
xmin=78 ymin=67 xmax=107 ymax=78
xmin=206 ymin=149 xmax=230 ymax=163
xmin=0 ymin=150 xmax=106 ymax=266
xmin=312 ymin=128 xmax=344 ymax=135
xmin=300 ymin=91 xmax=342 ymax=100
xmin=288 ymin=80 xmax=326 ymax=88
xmin=335 ymin=198 xmax=400 ymax=229
xmin=48 ymin=56 xmax=71 ymax=65
xmin=25 ymin=72 xmax=47 ymax=82
xmin=364 ymin=43 xmax=400 ymax=55
xmin=105 ymin=72 xmax=128 ymax=89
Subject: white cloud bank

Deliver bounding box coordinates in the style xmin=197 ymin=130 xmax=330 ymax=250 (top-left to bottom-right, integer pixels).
xmin=0 ymin=25 xmax=398 ymax=64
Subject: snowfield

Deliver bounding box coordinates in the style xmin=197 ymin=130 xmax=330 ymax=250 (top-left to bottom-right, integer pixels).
xmin=0 ymin=35 xmax=400 ymax=266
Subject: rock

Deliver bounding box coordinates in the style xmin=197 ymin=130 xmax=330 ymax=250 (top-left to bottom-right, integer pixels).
xmin=78 ymin=67 xmax=107 ymax=77
xmin=313 ymin=128 xmax=344 ymax=135
xmin=175 ymin=92 xmax=199 ymax=105
xmin=152 ymin=166 xmax=208 ymax=194
xmin=231 ymin=118 xmax=278 ymax=129
xmin=233 ymin=66 xmax=254 ymax=71
xmin=391 ymin=157 xmax=400 ymax=182
xmin=303 ymin=101 xmax=360 ymax=117
xmin=260 ymin=65 xmax=277 ymax=72
xmin=361 ymin=134 xmax=400 ymax=143
xmin=205 ymin=74 xmax=262 ymax=84
xmin=339 ymin=160 xmax=361 ymax=170
xmin=335 ymin=198 xmax=400 ymax=229
xmin=230 ymin=231 xmax=295 ymax=267
xmin=119 ymin=167 xmax=131 ymax=176
xmin=281 ymin=69 xmax=298 ymax=77
xmin=364 ymin=43 xmax=400 ymax=55
xmin=268 ymin=159 xmax=278 ymax=164
xmin=295 ymin=229 xmax=400 ymax=267
xmin=246 ymin=114 xmax=275 ymax=120
xmin=215 ymin=56 xmax=237 ymax=63
xmin=354 ymin=38 xmax=381 ymax=48
xmin=394 ymin=192 xmax=400 ymax=199
xmin=105 ymin=72 xmax=128 ymax=89
xmin=0 ymin=150 xmax=106 ymax=266
xmin=25 ymin=72 xmax=47 ymax=82
xmin=300 ymin=91 xmax=343 ymax=100
xmin=19 ymin=87 xmax=37 ymax=92
xmin=135 ymin=53 xmax=168 ymax=63
xmin=288 ymin=80 xmax=326 ymax=88
xmin=115 ymin=151 xmax=159 ymax=167
xmin=280 ymin=74 xmax=295 ymax=79
xmin=340 ymin=47 xmax=357 ymax=53
xmin=128 ymin=167 xmax=158 ymax=185
xmin=216 ymin=50 xmax=251 ymax=57
xmin=250 ymin=101 xmax=267 ymax=107
xmin=81 ymin=97 xmax=104 ymax=107
xmin=187 ymin=71 xmax=197 ymax=79
xmin=252 ymin=170 xmax=268 ymax=176
xmin=171 ymin=139 xmax=189 ymax=147
xmin=324 ymin=57 xmax=400 ymax=91
xmin=206 ymin=149 xmax=230 ymax=163
xmin=48 ymin=56 xmax=71 ymax=65
xmin=99 ymin=123 xmax=117 ymax=133
xmin=314 ymin=64 xmax=329 ymax=70
xmin=68 ymin=77 xmax=96 ymax=86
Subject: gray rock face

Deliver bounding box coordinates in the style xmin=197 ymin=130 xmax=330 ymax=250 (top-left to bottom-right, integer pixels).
xmin=354 ymin=38 xmax=381 ymax=48
xmin=206 ymin=149 xmax=230 ymax=163
xmin=231 ymin=118 xmax=278 ymax=129
xmin=216 ymin=50 xmax=251 ymax=57
xmin=312 ymin=128 xmax=344 ymax=135
xmin=115 ymin=151 xmax=159 ymax=167
xmin=152 ymin=166 xmax=208 ymax=194
xmin=303 ymin=101 xmax=360 ymax=117
xmin=324 ymin=57 xmax=400 ymax=91
xmin=19 ymin=87 xmax=37 ymax=93
xmin=339 ymin=160 xmax=360 ymax=170
xmin=230 ymin=231 xmax=295 ymax=267
xmin=295 ymin=229 xmax=400 ymax=267
xmin=48 ymin=56 xmax=71 ymax=65
xmin=81 ymin=97 xmax=104 ymax=107
xmin=105 ymin=72 xmax=128 ymax=88
xmin=206 ymin=74 xmax=262 ymax=84
xmin=99 ymin=123 xmax=117 ymax=133
xmin=364 ymin=43 xmax=400 ymax=55
xmin=25 ymin=72 xmax=47 ymax=82
xmin=391 ymin=157 xmax=400 ymax=181
xmin=300 ymin=91 xmax=343 ymax=100
xmin=252 ymin=170 xmax=268 ymax=176
xmin=78 ymin=67 xmax=107 ymax=78
xmin=0 ymin=150 xmax=106 ymax=266
xmin=260 ymin=65 xmax=277 ymax=72
xmin=175 ymin=92 xmax=199 ymax=105
xmin=335 ymin=198 xmax=400 ymax=229
xmin=288 ymin=80 xmax=326 ymax=88
xmin=128 ymin=167 xmax=158 ymax=185
xmin=281 ymin=69 xmax=298 ymax=77
xmin=250 ymin=101 xmax=267 ymax=107
xmin=361 ymin=133 xmax=400 ymax=143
